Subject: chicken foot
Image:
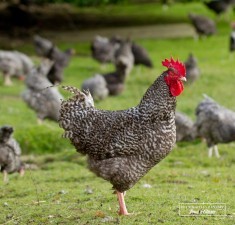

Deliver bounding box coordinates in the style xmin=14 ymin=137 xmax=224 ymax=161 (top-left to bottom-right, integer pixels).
xmin=116 ymin=191 xmax=129 ymax=215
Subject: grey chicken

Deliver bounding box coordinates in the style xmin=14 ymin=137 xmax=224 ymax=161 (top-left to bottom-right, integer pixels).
xmin=33 ymin=35 xmax=53 ymax=57
xmin=0 ymin=50 xmax=34 ymax=86
xmin=91 ymin=35 xmax=120 ymax=64
xmin=0 ymin=125 xmax=24 ymax=183
xmin=188 ymin=13 xmax=216 ymax=38
xmin=22 ymin=60 xmax=63 ymax=124
xmin=195 ymin=95 xmax=235 ymax=158
xmin=184 ymin=53 xmax=200 ymax=85
xmin=131 ymin=42 xmax=153 ymax=68
xmin=33 ymin=35 xmax=74 ymax=84
xmin=82 ymin=40 xmax=134 ymax=99
xmin=204 ymin=0 xmax=235 ymax=15
xmin=59 ymin=57 xmax=186 ymax=215
xmin=175 ymin=111 xmax=196 ymax=142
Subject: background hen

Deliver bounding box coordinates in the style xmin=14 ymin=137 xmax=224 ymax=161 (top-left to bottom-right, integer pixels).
xmin=22 ymin=60 xmax=63 ymax=124
xmin=0 ymin=125 xmax=24 ymax=183
xmin=195 ymin=95 xmax=235 ymax=158
xmin=0 ymin=50 xmax=34 ymax=86
xmin=59 ymin=57 xmax=186 ymax=215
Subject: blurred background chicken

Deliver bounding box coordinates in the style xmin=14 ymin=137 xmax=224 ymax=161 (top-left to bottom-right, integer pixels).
xmin=0 ymin=50 xmax=34 ymax=86
xmin=195 ymin=95 xmax=235 ymax=158
xmin=188 ymin=13 xmax=217 ymax=39
xmin=204 ymin=0 xmax=235 ymax=16
xmin=22 ymin=60 xmax=63 ymax=124
xmin=184 ymin=53 xmax=200 ymax=85
xmin=59 ymin=57 xmax=186 ymax=215
xmin=33 ymin=35 xmax=75 ymax=84
xmin=0 ymin=125 xmax=24 ymax=183
xmin=175 ymin=111 xmax=196 ymax=142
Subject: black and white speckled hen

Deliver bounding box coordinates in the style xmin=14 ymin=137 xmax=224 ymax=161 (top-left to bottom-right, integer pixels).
xmin=59 ymin=57 xmax=186 ymax=215
xmin=0 ymin=125 xmax=24 ymax=183
xmin=22 ymin=60 xmax=63 ymax=124
xmin=195 ymin=95 xmax=235 ymax=158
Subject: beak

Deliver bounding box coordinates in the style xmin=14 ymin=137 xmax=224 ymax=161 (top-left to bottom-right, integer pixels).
xmin=179 ymin=77 xmax=187 ymax=82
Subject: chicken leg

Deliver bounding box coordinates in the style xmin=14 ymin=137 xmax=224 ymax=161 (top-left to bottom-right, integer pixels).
xmin=3 ymin=170 xmax=8 ymax=183
xmin=116 ymin=191 xmax=129 ymax=215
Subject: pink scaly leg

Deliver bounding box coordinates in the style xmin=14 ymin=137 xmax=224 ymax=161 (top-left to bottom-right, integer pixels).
xmin=116 ymin=191 xmax=129 ymax=215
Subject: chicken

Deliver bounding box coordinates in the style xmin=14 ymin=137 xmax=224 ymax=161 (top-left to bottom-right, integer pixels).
xmin=131 ymin=42 xmax=153 ymax=68
xmin=82 ymin=40 xmax=134 ymax=99
xmin=59 ymin=57 xmax=186 ymax=215
xmin=184 ymin=53 xmax=200 ymax=85
xmin=91 ymin=35 xmax=153 ymax=68
xmin=33 ymin=35 xmax=75 ymax=84
xmin=188 ymin=13 xmax=216 ymax=38
xmin=82 ymin=74 xmax=108 ymax=101
xmin=0 ymin=125 xmax=24 ymax=183
xmin=204 ymin=0 xmax=235 ymax=15
xmin=0 ymin=50 xmax=34 ymax=86
xmin=195 ymin=95 xmax=235 ymax=158
xmin=175 ymin=111 xmax=196 ymax=142
xmin=91 ymin=35 xmax=120 ymax=64
xmin=22 ymin=60 xmax=63 ymax=124
xmin=33 ymin=35 xmax=53 ymax=57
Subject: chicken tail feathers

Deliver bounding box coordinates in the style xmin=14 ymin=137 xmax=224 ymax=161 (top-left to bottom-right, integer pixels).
xmin=61 ymin=86 xmax=94 ymax=108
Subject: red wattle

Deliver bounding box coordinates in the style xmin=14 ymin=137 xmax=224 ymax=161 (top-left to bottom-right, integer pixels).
xmin=170 ymin=80 xmax=184 ymax=96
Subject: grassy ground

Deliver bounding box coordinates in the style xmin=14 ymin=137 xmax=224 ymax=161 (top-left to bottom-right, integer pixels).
xmin=0 ymin=2 xmax=235 ymax=224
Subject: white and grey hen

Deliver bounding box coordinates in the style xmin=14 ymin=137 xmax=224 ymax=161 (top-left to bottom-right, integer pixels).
xmin=195 ymin=95 xmax=235 ymax=158
xmin=22 ymin=60 xmax=63 ymax=124
xmin=0 ymin=50 xmax=34 ymax=86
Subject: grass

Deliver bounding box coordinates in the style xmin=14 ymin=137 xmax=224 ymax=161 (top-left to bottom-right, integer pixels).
xmin=0 ymin=2 xmax=235 ymax=224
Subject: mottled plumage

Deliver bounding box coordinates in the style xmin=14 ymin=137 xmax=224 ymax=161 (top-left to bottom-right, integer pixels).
xmin=184 ymin=53 xmax=200 ymax=85
xmin=59 ymin=57 xmax=186 ymax=215
xmin=195 ymin=95 xmax=235 ymax=157
xmin=22 ymin=60 xmax=63 ymax=123
xmin=0 ymin=125 xmax=24 ymax=182
xmin=0 ymin=50 xmax=34 ymax=85
xmin=188 ymin=13 xmax=216 ymax=37
xmin=175 ymin=111 xmax=196 ymax=142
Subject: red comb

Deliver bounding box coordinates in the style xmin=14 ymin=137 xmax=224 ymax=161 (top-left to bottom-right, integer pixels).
xmin=162 ymin=57 xmax=186 ymax=77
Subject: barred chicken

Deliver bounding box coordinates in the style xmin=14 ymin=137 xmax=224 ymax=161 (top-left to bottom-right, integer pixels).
xmin=59 ymin=57 xmax=186 ymax=215
xmin=0 ymin=50 xmax=34 ymax=86
xmin=184 ymin=53 xmax=200 ymax=85
xmin=0 ymin=125 xmax=24 ymax=183
xmin=175 ymin=111 xmax=196 ymax=142
xmin=22 ymin=60 xmax=63 ymax=124
xmin=188 ymin=13 xmax=216 ymax=38
xmin=195 ymin=95 xmax=235 ymax=158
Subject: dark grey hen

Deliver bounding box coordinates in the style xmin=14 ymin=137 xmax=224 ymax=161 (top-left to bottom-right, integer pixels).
xmin=195 ymin=95 xmax=235 ymax=158
xmin=188 ymin=13 xmax=216 ymax=38
xmin=184 ymin=53 xmax=200 ymax=85
xmin=0 ymin=125 xmax=24 ymax=183
xmin=59 ymin=57 xmax=186 ymax=215
xmin=22 ymin=60 xmax=63 ymax=124
xmin=204 ymin=0 xmax=235 ymax=15
xmin=33 ymin=35 xmax=74 ymax=84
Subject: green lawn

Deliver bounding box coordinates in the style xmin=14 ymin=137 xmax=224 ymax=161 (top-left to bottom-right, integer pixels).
xmin=0 ymin=2 xmax=235 ymax=224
